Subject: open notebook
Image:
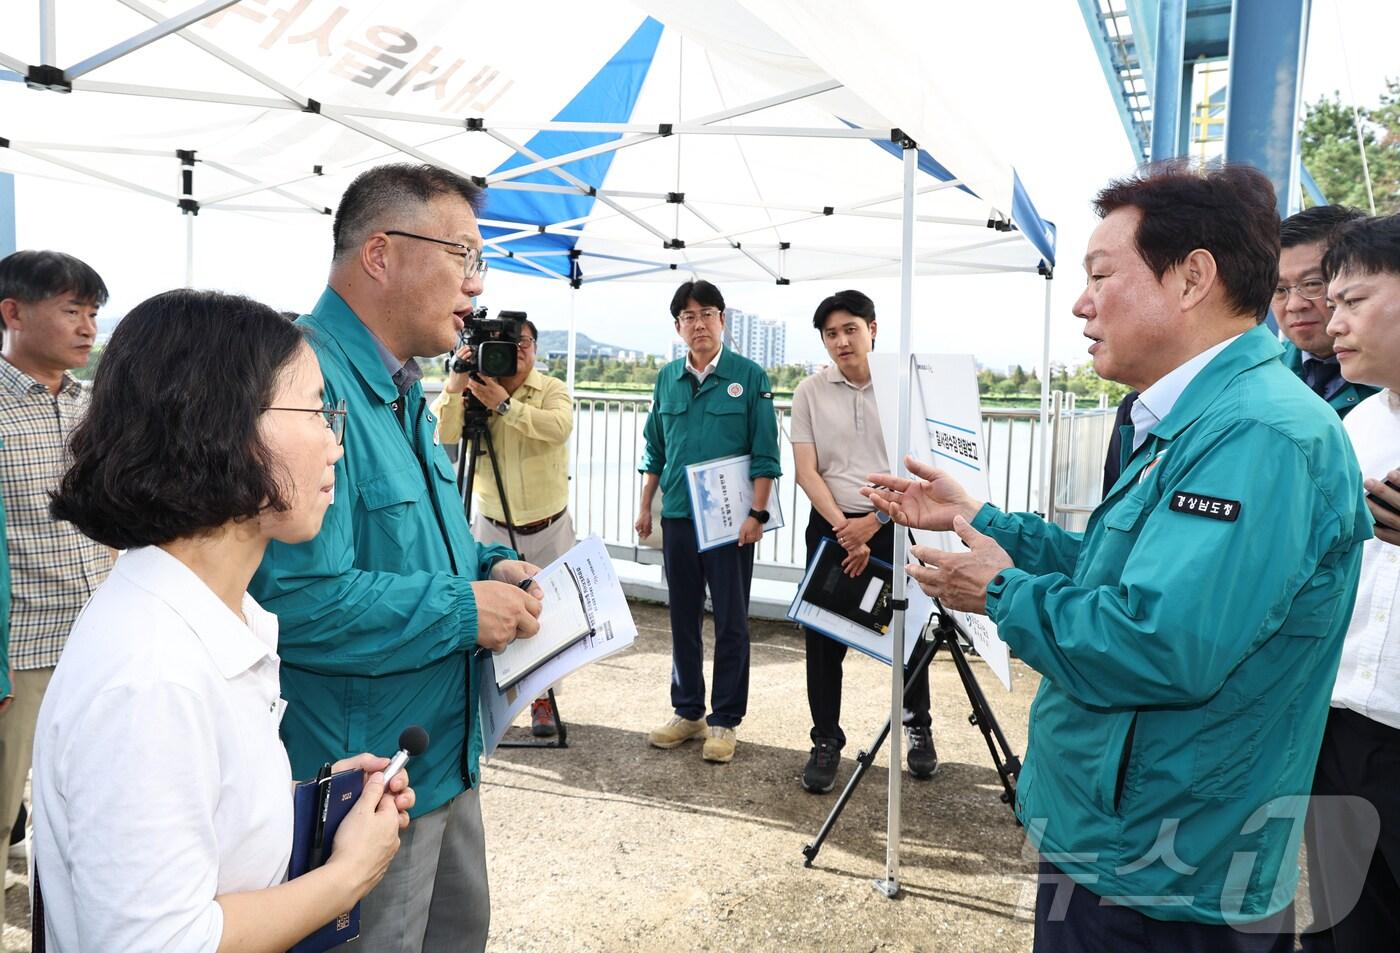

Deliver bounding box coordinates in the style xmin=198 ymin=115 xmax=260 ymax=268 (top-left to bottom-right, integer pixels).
xmin=491 ymin=563 xmax=595 ymax=690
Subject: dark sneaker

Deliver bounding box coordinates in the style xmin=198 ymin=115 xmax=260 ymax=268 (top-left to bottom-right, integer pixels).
xmin=906 ymin=726 xmax=939 ymax=779
xmin=802 ymin=738 xmax=842 ymax=793
xmin=530 ymin=697 xmax=559 ymax=738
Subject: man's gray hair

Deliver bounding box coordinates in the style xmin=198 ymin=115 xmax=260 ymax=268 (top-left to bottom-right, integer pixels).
xmin=331 ymin=163 xmax=485 ymax=263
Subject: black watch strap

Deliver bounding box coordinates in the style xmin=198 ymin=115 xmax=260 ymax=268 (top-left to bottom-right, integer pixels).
xmin=748 ymin=508 xmax=770 ymax=525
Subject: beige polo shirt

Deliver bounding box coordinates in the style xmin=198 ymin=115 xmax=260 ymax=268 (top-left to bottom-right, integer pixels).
xmin=790 ymin=364 xmax=889 ymax=513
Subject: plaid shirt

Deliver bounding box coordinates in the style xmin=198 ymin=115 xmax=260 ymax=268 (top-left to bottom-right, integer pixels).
xmin=0 ymin=357 xmax=111 ymax=670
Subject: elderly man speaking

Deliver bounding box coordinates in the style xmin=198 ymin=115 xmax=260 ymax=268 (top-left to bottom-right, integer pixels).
xmin=867 ymin=162 xmax=1370 ymax=953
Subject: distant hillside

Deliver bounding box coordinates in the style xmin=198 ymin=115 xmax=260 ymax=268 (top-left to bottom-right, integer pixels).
xmin=537 ymin=330 xmax=659 ymax=359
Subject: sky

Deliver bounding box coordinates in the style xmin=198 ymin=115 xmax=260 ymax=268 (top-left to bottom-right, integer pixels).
xmin=4 ymin=0 xmax=1398 ymax=374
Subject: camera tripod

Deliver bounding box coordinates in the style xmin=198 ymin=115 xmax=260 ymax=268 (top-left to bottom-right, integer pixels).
xmin=454 ymin=394 xmax=568 ymax=750
xmin=801 ymin=606 xmax=1020 ymax=867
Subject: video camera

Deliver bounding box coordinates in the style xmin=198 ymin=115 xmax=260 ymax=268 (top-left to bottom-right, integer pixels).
xmin=450 ymin=307 xmax=527 ymax=379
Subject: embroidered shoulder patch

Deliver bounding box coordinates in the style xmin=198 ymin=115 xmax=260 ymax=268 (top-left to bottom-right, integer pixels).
xmin=760 ymin=390 xmax=774 ymax=399
xmin=1169 ymin=492 xmax=1241 ymax=522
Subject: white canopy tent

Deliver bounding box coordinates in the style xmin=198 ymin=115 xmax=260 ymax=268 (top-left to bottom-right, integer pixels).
xmin=0 ymin=0 xmax=1056 ymax=897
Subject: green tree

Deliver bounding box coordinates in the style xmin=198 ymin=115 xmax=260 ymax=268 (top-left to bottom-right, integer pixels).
xmin=1300 ymin=79 xmax=1400 ymax=214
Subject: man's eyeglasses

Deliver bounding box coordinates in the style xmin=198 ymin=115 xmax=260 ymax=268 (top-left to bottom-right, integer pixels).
xmin=677 ymin=307 xmax=722 ymax=326
xmin=263 ymin=398 xmax=348 ymax=445
xmin=384 ymin=230 xmax=489 ymax=280
xmin=1273 ymin=278 xmax=1327 ymax=302
xmin=517 ymin=337 xmax=536 ymax=351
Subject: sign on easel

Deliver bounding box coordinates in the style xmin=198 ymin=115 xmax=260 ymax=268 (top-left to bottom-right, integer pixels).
xmin=869 ymin=353 xmax=1014 ymax=691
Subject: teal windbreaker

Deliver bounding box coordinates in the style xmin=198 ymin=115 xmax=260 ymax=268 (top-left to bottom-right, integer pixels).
xmin=978 ymin=325 xmax=1371 ymax=924
xmin=639 ymin=349 xmax=781 ymax=519
xmin=252 ymin=288 xmax=515 ymax=816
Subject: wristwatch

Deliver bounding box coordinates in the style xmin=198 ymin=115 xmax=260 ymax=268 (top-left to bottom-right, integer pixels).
xmin=496 ymin=398 xmax=511 ymax=415
xmin=748 ymin=508 xmax=770 ymax=524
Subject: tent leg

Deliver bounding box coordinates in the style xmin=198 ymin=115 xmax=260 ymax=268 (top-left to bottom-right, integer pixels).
xmin=180 ymin=149 xmax=197 ymax=288
xmin=877 ymin=141 xmax=918 ymax=902
xmin=184 ymin=213 xmax=195 ymax=288
xmin=566 ymin=287 xmax=578 ymax=396
xmin=1038 ymin=277 xmax=1053 ymax=515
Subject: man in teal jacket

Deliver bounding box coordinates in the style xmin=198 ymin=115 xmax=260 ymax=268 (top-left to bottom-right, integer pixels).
xmin=871 ymin=163 xmax=1371 ymax=951
xmin=635 ymin=279 xmax=781 ymax=764
xmin=1276 ymin=205 xmax=1378 ymax=416
xmin=252 ymin=164 xmax=543 ymax=953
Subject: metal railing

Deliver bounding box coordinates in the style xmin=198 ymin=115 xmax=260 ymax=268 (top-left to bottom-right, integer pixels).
xmin=566 ymin=392 xmax=1051 ymax=580
xmin=428 ymin=381 xmax=1121 ymax=582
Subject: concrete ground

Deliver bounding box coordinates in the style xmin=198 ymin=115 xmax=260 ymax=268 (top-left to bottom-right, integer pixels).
xmin=4 ymin=600 xmax=1041 ymax=952
xmin=478 ymin=601 xmax=1039 ymax=953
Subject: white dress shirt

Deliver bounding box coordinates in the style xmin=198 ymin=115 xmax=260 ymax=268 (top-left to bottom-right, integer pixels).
xmin=1129 ymin=334 xmax=1243 ymax=453
xmin=684 ymin=344 xmax=723 ymax=385
xmin=31 ymin=546 xmax=294 ymax=952
xmin=1333 ymin=390 xmax=1400 ymax=729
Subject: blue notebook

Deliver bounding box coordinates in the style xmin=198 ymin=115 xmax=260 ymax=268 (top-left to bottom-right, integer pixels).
xmin=287 ymin=765 xmax=361 ymax=953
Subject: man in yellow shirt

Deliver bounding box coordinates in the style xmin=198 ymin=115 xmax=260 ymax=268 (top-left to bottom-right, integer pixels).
xmin=431 ymin=318 xmax=575 ymax=735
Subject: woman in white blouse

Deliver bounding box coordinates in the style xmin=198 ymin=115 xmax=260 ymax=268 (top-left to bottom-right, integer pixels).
xmin=33 ymin=289 xmax=414 ymax=952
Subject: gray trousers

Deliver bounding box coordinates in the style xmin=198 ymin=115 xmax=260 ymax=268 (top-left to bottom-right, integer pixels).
xmin=357 ymin=787 xmax=490 ymax=953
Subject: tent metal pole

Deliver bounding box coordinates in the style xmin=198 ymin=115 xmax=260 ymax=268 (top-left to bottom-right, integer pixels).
xmin=336 ymin=79 xmax=840 ymax=132
xmin=72 ymin=78 xmax=294 ymax=111
xmin=118 ymin=0 xmax=305 ymax=105
xmin=566 ymin=288 xmax=578 ymax=398
xmin=666 ymin=124 xmax=885 ymax=139
xmin=8 ymin=141 xmax=170 ymax=158
xmin=202 ymin=204 xmax=327 ymax=214
xmin=184 ymin=212 xmax=195 ymax=288
xmin=39 ymin=0 xmax=56 ymax=65
xmin=197 ymin=159 xmax=328 ymax=215
xmin=181 ymin=149 xmax=197 ymax=288
xmin=6 ymin=143 xmax=173 ymax=202
xmin=487 ymin=81 xmax=843 ymax=186
xmin=335 ymin=80 xmax=842 ymax=138
xmin=0 ymin=51 xmax=29 ymax=74
xmin=199 ymin=169 xmax=324 ymax=206
xmin=878 ymin=142 xmax=917 ymax=902
xmin=65 ymin=0 xmax=240 ymax=80
xmin=485 ymin=129 xmax=673 ymax=245
xmin=1039 ymin=277 xmax=1053 ymax=516
xmin=681 ymin=205 xmax=782 ymax=281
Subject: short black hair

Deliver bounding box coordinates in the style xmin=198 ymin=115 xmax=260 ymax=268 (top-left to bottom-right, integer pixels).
xmin=522 ymin=318 xmax=539 ymax=342
xmin=332 ymin=163 xmax=485 ymax=262
xmin=1093 ymin=161 xmax=1279 ymax=321
xmin=669 ymin=279 xmax=725 ymax=319
xmin=813 ymin=290 xmax=876 ymax=330
xmin=1322 ymin=213 xmax=1400 ymax=281
xmin=0 ymin=250 xmax=108 ymax=309
xmin=1280 ymin=205 xmax=1365 ymax=250
xmin=51 ymin=289 xmax=306 ymax=550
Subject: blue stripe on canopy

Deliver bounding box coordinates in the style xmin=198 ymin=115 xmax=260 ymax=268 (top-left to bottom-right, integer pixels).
xmin=481 ymin=17 xmax=664 ymax=282
xmin=865 ymin=127 xmax=1057 ymax=268
xmin=850 ymin=119 xmax=975 ymax=198
xmin=1011 ymin=170 xmax=1056 ymax=268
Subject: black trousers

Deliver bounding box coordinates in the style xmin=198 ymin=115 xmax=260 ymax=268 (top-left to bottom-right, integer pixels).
xmin=1034 ymin=861 xmax=1294 ymax=953
xmin=802 ymin=508 xmax=931 ymax=749
xmin=661 ymin=517 xmax=755 ymax=729
xmin=1301 ymin=706 xmax=1400 ymax=953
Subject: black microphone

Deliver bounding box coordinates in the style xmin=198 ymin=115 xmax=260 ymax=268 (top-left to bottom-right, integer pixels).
xmin=383 ymin=725 xmax=429 ymax=785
